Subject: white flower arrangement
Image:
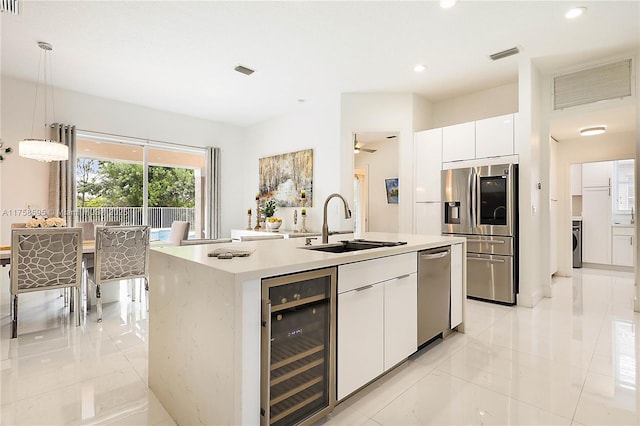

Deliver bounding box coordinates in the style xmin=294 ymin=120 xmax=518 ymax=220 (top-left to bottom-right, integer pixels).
xmin=26 ymin=216 xmax=66 ymax=228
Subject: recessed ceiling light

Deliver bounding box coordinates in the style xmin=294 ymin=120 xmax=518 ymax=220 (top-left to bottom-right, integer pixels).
xmin=414 ymin=64 xmax=426 ymax=73
xmin=440 ymin=0 xmax=458 ymax=9
xmin=565 ymin=6 xmax=587 ymax=19
xmin=580 ymin=126 xmax=606 ymax=136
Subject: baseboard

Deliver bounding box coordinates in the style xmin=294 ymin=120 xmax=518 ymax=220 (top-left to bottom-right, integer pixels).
xmin=582 ymin=262 xmax=634 ymax=273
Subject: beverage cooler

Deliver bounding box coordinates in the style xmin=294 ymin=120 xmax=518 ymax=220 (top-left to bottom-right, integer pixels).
xmin=261 ymin=267 xmax=337 ymax=426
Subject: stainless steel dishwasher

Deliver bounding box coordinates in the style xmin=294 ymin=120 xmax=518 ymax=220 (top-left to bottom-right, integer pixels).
xmin=417 ymin=247 xmax=451 ymax=347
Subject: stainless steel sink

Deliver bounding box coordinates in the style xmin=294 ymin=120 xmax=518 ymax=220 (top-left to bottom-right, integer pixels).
xmin=299 ymin=239 xmax=406 ymax=253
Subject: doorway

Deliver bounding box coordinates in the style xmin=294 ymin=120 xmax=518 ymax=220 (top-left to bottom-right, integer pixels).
xmin=352 ymin=131 xmax=400 ymax=233
xmin=570 ymin=159 xmax=635 ymax=269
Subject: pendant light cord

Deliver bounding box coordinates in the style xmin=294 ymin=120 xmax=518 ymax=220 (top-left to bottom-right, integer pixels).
xmin=29 ymin=49 xmax=45 ymax=139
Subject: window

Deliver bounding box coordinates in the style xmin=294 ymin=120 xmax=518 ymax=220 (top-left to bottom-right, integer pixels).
xmin=75 ymin=133 xmax=206 ymax=242
xmin=612 ymin=159 xmax=635 ymax=215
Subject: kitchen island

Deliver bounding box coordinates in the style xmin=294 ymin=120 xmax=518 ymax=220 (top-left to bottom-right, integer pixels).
xmin=148 ymin=232 xmax=465 ymax=425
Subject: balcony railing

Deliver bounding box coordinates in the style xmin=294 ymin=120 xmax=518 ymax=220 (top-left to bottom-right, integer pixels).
xmin=76 ymin=207 xmax=194 ymax=229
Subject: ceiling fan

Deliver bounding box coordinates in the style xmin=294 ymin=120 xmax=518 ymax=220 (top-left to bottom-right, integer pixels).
xmin=353 ymin=134 xmax=377 ymax=154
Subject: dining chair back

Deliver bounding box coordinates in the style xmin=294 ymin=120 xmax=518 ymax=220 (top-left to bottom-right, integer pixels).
xmin=179 ymin=238 xmax=232 ymax=246
xmin=168 ymin=221 xmax=190 ymax=245
xmin=90 ymin=225 xmax=150 ymax=322
xmin=77 ymin=222 xmax=96 ymax=241
xmin=10 ymin=227 xmax=82 ymax=338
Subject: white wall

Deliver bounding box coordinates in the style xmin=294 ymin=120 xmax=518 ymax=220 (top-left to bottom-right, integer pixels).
xmin=555 ymin=131 xmax=636 ymax=276
xmin=340 ymin=93 xmax=424 ymax=235
xmin=243 ymin=95 xmax=343 ymax=234
xmin=355 ymin=141 xmax=399 ymax=233
xmin=431 ymin=82 xmax=519 ymax=128
xmin=517 ymin=58 xmax=546 ymax=308
xmin=0 ymin=76 xmax=245 ymax=243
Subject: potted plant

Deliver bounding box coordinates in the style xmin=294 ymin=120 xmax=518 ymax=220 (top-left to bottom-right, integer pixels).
xmin=261 ymin=199 xmax=281 ymax=230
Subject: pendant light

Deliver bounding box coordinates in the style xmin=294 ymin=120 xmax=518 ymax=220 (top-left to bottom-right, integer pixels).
xmin=19 ymin=41 xmax=69 ymax=162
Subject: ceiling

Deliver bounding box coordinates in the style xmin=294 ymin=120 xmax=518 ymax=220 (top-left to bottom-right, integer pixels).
xmin=2 ymin=1 xmax=638 ymax=139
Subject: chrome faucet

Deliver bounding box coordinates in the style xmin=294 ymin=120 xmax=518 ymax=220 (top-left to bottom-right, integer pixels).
xmin=322 ymin=193 xmax=352 ymax=244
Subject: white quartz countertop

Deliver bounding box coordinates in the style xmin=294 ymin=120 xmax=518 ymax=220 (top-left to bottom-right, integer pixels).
xmin=151 ymin=232 xmax=465 ymax=282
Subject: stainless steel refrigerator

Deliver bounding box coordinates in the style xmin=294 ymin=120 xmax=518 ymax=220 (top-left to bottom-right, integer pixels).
xmin=441 ymin=163 xmax=518 ymax=304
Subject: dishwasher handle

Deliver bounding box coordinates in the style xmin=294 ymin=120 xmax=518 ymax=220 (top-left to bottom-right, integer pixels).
xmin=420 ymin=250 xmax=450 ymax=260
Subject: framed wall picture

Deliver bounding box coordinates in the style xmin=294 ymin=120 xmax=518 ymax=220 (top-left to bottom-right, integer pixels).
xmin=385 ymin=178 xmax=398 ymax=204
xmin=259 ymin=149 xmax=313 ymax=207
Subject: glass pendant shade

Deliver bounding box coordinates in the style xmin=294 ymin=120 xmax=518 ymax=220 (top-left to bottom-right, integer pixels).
xmin=19 ymin=139 xmax=69 ymax=162
xmin=19 ymin=41 xmax=68 ymax=162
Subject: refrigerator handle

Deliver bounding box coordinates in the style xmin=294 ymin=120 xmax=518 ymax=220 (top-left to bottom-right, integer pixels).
xmin=470 ymin=169 xmax=477 ymax=227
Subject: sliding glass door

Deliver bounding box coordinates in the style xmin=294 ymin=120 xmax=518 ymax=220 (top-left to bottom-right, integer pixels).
xmin=75 ymin=134 xmax=206 ymax=242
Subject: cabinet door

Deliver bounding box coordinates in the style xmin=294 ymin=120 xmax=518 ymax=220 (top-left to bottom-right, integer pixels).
xmin=582 ymin=161 xmax=612 ymax=188
xmin=475 ymin=113 xmax=514 ymax=159
xmin=450 ymin=243 xmax=463 ymax=329
xmin=415 ymin=128 xmax=443 ymax=202
xmin=442 ymin=122 xmax=475 ymax=163
xmin=612 ymin=234 xmax=634 ymax=267
xmin=384 ymin=274 xmax=417 ymax=371
xmin=582 ymin=187 xmax=611 ymax=264
xmin=337 ymin=283 xmax=384 ymax=400
xmin=571 ymin=164 xmax=582 ymax=195
xmin=414 ymin=202 xmax=442 ymax=235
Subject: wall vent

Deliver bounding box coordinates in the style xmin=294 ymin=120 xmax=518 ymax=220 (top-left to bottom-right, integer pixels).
xmin=553 ymin=59 xmax=633 ymax=110
xmin=234 ymin=65 xmax=255 ymax=76
xmin=1 ymin=0 xmax=19 ymax=15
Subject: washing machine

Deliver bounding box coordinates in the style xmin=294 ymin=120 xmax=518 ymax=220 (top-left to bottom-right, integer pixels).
xmin=572 ymin=220 xmax=582 ymax=268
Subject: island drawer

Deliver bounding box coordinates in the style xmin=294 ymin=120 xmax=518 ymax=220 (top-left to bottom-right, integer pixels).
xmin=338 ymin=252 xmax=416 ymax=293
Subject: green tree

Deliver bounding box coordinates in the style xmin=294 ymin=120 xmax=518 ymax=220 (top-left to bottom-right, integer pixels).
xmin=148 ymin=166 xmax=195 ymax=207
xmin=97 ymin=162 xmax=144 ymax=206
xmin=76 ymin=158 xmax=101 ymax=207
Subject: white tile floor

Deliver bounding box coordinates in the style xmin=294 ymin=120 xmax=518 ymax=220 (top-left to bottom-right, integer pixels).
xmin=1 ymin=267 xmax=638 ymax=425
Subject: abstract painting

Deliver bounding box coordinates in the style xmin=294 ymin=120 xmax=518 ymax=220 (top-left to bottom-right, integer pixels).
xmin=259 ymin=149 xmax=313 ymax=207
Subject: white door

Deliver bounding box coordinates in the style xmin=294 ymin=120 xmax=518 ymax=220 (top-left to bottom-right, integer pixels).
xmin=582 ymin=186 xmax=612 ymax=264
xmin=383 ymin=274 xmax=417 ymax=371
xmin=337 ymin=283 xmax=384 ymax=400
xmin=415 ymin=128 xmax=442 ymax=202
xmin=415 ymin=202 xmax=442 ymax=235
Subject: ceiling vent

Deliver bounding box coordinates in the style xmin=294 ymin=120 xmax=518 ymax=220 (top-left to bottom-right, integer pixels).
xmin=234 ymin=65 xmax=255 ymax=76
xmin=489 ymin=47 xmax=520 ymax=61
xmin=1 ymin=0 xmax=19 ymax=15
xmin=553 ymin=59 xmax=633 ymax=110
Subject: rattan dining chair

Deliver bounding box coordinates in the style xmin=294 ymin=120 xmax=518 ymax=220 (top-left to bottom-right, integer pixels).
xmin=87 ymin=225 xmax=150 ymax=322
xmin=10 ymin=227 xmax=83 ymax=338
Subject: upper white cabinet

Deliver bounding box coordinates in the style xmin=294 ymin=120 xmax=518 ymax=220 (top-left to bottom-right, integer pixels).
xmin=415 ymin=128 xmax=443 ymax=202
xmin=475 ymin=113 xmax=515 ymax=159
xmin=582 ymin=161 xmax=612 ymax=188
xmin=571 ymin=164 xmax=582 ymax=196
xmin=442 ymin=122 xmax=475 ymax=163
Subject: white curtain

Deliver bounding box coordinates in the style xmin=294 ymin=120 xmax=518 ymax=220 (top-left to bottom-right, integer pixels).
xmin=48 ymin=124 xmax=76 ymax=225
xmin=205 ymin=147 xmax=221 ymax=238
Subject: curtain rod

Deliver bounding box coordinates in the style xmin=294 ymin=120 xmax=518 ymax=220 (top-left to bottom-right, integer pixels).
xmin=75 ymin=128 xmax=208 ymax=151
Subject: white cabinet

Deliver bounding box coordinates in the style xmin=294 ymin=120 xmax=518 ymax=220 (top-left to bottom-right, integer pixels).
xmin=337 ymin=253 xmax=417 ymax=400
xmin=612 ymin=226 xmax=634 ymax=267
xmin=582 ymin=161 xmax=612 ymax=188
xmin=414 ymin=202 xmax=441 ymax=236
xmin=337 ymin=283 xmax=384 ymax=400
xmin=475 ymin=113 xmax=514 ymax=159
xmin=450 ymin=243 xmax=463 ymax=329
xmin=582 ymin=186 xmax=612 ymax=264
xmin=442 ymin=122 xmax=475 ymax=163
xmin=415 ymin=128 xmax=442 ymax=202
xmin=384 ymin=274 xmax=417 ymax=370
xmin=571 ymin=164 xmax=582 ymax=196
